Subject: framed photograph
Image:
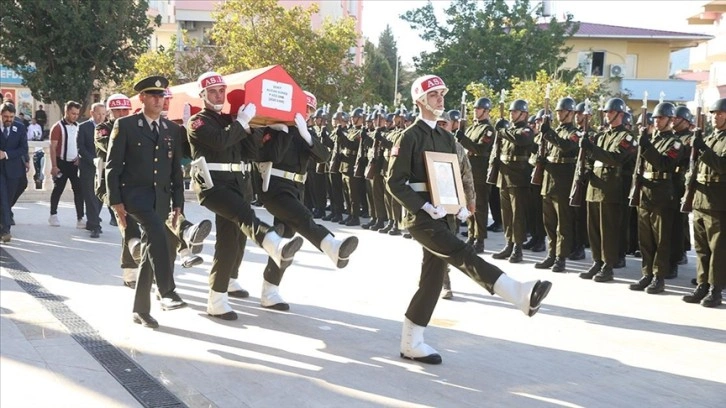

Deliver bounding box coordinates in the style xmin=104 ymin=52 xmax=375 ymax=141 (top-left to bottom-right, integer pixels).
xmin=423 ymin=151 xmax=466 ymax=214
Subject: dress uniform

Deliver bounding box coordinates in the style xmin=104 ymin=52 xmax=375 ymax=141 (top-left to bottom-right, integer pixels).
xmin=255 ymin=91 xmax=357 ymax=310
xmin=186 ymin=72 xmax=304 ymax=320
xmin=308 ymin=110 xmax=329 ymax=219
xmin=338 ymin=109 xmax=366 ymax=226
xmin=105 ymin=76 xmax=187 ymax=328
xmin=579 ymin=98 xmax=637 ymax=282
xmin=379 ymin=115 xmax=405 ymax=235
xmin=323 ymin=111 xmax=347 ymax=223
xmin=455 ymin=97 xmax=496 ymax=253
xmin=682 ymin=98 xmax=726 ymax=307
xmin=388 ymin=75 xmax=551 ymax=365
xmin=491 ymin=99 xmax=535 ymax=263
xmin=628 ymin=103 xmax=683 ymax=294
xmin=362 ymin=112 xmax=390 ymax=231
xmin=536 ymin=97 xmax=579 ymax=272
xmin=569 ymin=102 xmax=592 ymax=261
xmin=670 ymin=106 xmax=695 ymax=277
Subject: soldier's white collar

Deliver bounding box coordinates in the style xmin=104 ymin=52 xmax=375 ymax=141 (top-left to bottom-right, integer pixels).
xmin=419 ymin=117 xmax=437 ymax=129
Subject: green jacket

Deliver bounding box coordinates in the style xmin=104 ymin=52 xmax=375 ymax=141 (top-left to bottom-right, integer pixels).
xmin=585 ymin=125 xmax=636 ymax=203
xmin=541 ymin=122 xmax=579 ymax=197
xmin=494 ymin=121 xmax=534 ymax=188
xmin=693 ymin=128 xmax=726 ymax=211
xmin=457 ymin=119 xmax=495 ymax=182
xmin=638 ymin=130 xmax=683 ymax=210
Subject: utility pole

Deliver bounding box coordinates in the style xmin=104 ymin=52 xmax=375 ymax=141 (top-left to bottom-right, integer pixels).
xmin=393 ymin=45 xmax=399 ymax=107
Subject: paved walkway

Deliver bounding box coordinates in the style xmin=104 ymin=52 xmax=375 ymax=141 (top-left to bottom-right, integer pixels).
xmin=1 ymin=201 xmax=724 ymax=408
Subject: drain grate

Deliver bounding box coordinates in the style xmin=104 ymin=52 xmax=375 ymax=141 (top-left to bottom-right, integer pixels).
xmin=1 ymin=249 xmax=187 ymax=408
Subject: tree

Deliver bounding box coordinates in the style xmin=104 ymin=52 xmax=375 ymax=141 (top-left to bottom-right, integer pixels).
xmin=400 ymin=0 xmax=578 ymax=101
xmin=0 ymin=0 xmax=158 ymax=111
xmin=209 ymin=0 xmax=361 ymax=106
xmin=361 ymin=40 xmax=394 ymax=106
xmin=118 ymin=41 xmax=178 ymax=96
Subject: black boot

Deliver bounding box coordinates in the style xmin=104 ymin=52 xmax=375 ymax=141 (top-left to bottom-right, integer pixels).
xmin=665 ymin=265 xmax=678 ymax=280
xmin=551 ymin=257 xmax=566 ymax=273
xmin=683 ymin=283 xmax=710 ymax=303
xmin=339 ymin=216 xmax=350 ymax=225
xmin=509 ymin=244 xmax=523 ymax=263
xmin=330 ymin=214 xmax=342 ymax=223
xmin=379 ymin=220 xmax=394 ymax=234
xmin=580 ymin=261 xmax=604 ymax=279
xmin=361 ymin=218 xmax=376 ymax=230
xmin=370 ymin=219 xmax=386 ymax=231
xmin=646 ymin=277 xmax=665 ymax=294
xmin=487 ymin=222 xmax=503 ymax=232
xmin=345 ymin=216 xmax=360 ymax=226
xmin=629 ymin=275 xmax=653 ymax=291
xmin=593 ymin=265 xmax=614 ymax=282
xmin=522 ymin=237 xmax=535 ymax=250
xmin=531 ymin=238 xmax=546 ymax=253
xmin=535 ymin=256 xmax=555 ymax=269
xmin=388 ymin=225 xmax=402 ymax=236
xmin=568 ymin=245 xmax=586 ymax=261
xmin=700 ymin=286 xmax=722 ymax=308
xmin=473 ymin=239 xmax=485 ymax=254
xmin=492 ymin=243 xmax=514 ymax=260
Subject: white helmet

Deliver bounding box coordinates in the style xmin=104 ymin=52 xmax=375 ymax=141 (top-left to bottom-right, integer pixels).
xmin=411 ymin=75 xmax=448 ymax=117
xmin=163 ymin=87 xmax=173 ymax=99
xmin=304 ymin=90 xmax=317 ymax=110
xmin=106 ymin=93 xmax=131 ymax=110
xmin=197 ymin=71 xmax=226 ymax=112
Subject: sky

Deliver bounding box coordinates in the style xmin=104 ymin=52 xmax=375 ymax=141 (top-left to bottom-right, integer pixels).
xmin=360 ymin=0 xmax=713 ymax=66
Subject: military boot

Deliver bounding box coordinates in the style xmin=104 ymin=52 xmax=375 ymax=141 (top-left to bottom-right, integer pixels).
xmin=700 ymin=287 xmax=722 ymax=308
xmin=509 ymin=244 xmax=523 ymax=263
xmin=629 ymin=275 xmax=653 ymax=291
xmin=568 ymin=245 xmax=586 ymax=261
xmin=370 ymin=219 xmax=386 ymax=231
xmin=345 ymin=216 xmax=360 ymax=226
xmin=551 ymin=257 xmax=566 ymax=273
xmin=361 ymin=218 xmax=377 ymax=230
xmin=646 ymin=277 xmax=665 ymax=294
xmin=593 ymin=265 xmax=614 ymax=282
xmin=580 ymin=261 xmax=604 ymax=280
xmin=492 ymin=243 xmax=514 ymax=260
xmin=531 ymin=238 xmax=546 ymax=253
xmin=534 ymin=256 xmax=555 ymax=269
xmin=473 ymin=239 xmax=485 ymax=254
xmin=378 ymin=220 xmax=394 ymax=234
xmin=522 ymin=236 xmax=535 ymax=250
xmin=388 ymin=224 xmax=402 ymax=236
xmin=683 ymin=283 xmax=710 ymax=303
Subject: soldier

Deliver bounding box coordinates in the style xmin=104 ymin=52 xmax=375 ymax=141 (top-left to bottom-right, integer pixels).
xmin=255 ymin=91 xmax=359 ymax=310
xmin=669 ymin=106 xmax=694 ymax=278
xmin=569 ymin=102 xmax=591 ymax=261
xmin=455 ymin=97 xmax=496 ymax=253
xmin=379 ymin=110 xmax=406 ymax=235
xmin=578 ymin=98 xmax=637 ymax=282
xmin=323 ymin=110 xmax=347 ymax=223
xmin=388 ymin=75 xmax=551 ymax=365
xmin=628 ymin=102 xmax=683 ymax=294
xmin=336 ymin=108 xmax=365 ymax=226
xmin=536 ymin=97 xmax=579 ymax=272
xmin=308 ymin=109 xmax=329 ymax=219
xmin=186 ymin=72 xmax=304 ymax=320
xmin=491 ymin=99 xmax=535 ymax=263
xmin=362 ymin=109 xmax=389 ymax=231
xmin=106 ymin=76 xmax=188 ymax=328
xmin=526 ymin=110 xmax=549 ymax=253
xmin=682 ymin=98 xmax=726 ymax=307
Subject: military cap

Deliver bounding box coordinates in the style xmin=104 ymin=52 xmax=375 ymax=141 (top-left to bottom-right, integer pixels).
xmin=134 ymin=76 xmax=168 ymax=95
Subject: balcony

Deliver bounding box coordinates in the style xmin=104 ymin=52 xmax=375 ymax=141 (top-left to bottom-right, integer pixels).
xmin=619 ymin=78 xmax=699 ymax=102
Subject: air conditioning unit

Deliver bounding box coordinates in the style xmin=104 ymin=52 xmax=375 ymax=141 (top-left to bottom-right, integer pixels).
xmin=610 ymin=64 xmax=625 ymax=78
xmin=183 ymin=21 xmax=197 ymax=31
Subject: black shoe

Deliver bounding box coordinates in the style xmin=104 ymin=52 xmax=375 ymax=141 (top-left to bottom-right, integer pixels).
xmin=593 ymin=266 xmax=614 ymax=282
xmin=535 ymin=256 xmax=555 ymax=269
xmin=665 ymin=266 xmax=678 ymax=280
xmin=159 ymin=291 xmax=187 ymax=311
xmin=209 ymin=310 xmax=238 ymax=321
xmin=388 ymin=226 xmax=402 ymax=236
xmin=132 ymin=312 xmax=159 ymax=328
xmin=646 ymin=277 xmax=665 ymax=294
xmin=683 ymin=283 xmax=710 ymax=303
xmin=531 ymin=239 xmax=546 ymax=253
xmin=228 ymin=289 xmax=250 ymax=298
xmin=90 ymin=228 xmax=100 ymax=238
xmin=633 ymin=250 xmax=642 ymax=258
xmin=123 ymin=280 xmax=137 ymax=289
xmin=110 ymin=217 xmax=118 ymax=227
xmin=370 ymin=220 xmax=386 ymax=231
xmin=580 ymin=261 xmax=604 ymax=279
xmin=551 ymin=257 xmax=566 ymax=273
xmin=522 ymin=237 xmax=535 ymax=250
xmin=322 ymin=213 xmax=334 ymax=221
xmin=345 ymin=217 xmax=360 ymax=226
xmin=487 ymin=222 xmax=503 ymax=232
xmin=629 ymin=275 xmax=653 ymax=291
xmin=568 ymin=246 xmax=586 ymax=261
xmin=402 ymin=232 xmax=412 ymax=239
xmin=185 ymin=219 xmax=212 ymax=253
xmin=361 ymin=219 xmax=376 ymax=229
xmin=492 ymin=243 xmax=513 ymax=260
xmin=700 ymin=287 xmax=722 ymax=308
xmin=339 ymin=216 xmax=350 ymax=225
xmin=677 ymin=252 xmax=688 ymax=265
xmin=528 ymin=280 xmax=553 ymax=317
xmin=473 ymin=240 xmax=484 ymax=254
xmin=330 ymin=215 xmax=342 ymax=223
xmin=312 ymin=209 xmax=325 ymax=219
xmin=509 ymin=245 xmax=523 ymax=263
xmin=400 ymin=352 xmax=442 ymax=365
xmin=613 ymin=257 xmax=626 ymax=269
xmin=379 ymin=221 xmax=394 ymax=234
xmin=691 ymin=278 xmax=698 ymax=286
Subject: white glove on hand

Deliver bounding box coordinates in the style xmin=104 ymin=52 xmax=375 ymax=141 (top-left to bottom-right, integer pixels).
xmin=237 ymin=103 xmax=256 ymax=128
xmin=295 ymin=113 xmax=313 ymax=146
xmin=422 ymin=202 xmax=446 ymax=220
xmin=456 ymin=207 xmax=471 ymax=222
xmin=182 ymin=103 xmax=192 ymax=125
xmin=268 ymin=123 xmax=289 ymax=133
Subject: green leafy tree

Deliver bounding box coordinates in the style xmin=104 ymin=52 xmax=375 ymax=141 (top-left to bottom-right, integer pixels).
xmin=118 ymin=40 xmax=178 ymax=96
xmin=0 ymin=0 xmax=158 ymax=111
xmin=361 ymin=40 xmax=394 ymax=106
xmin=210 ymin=0 xmax=361 ymax=106
xmin=401 ymin=0 xmax=578 ymax=101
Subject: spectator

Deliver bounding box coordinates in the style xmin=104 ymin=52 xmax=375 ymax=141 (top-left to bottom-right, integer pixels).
xmin=18 ymin=112 xmax=30 ymax=129
xmin=0 ymin=102 xmax=29 ymax=242
xmin=48 ymin=101 xmax=85 ymax=228
xmin=35 ymin=104 xmax=47 ymax=135
xmin=77 ymin=102 xmax=105 ymax=238
xmin=27 ymin=117 xmax=42 ymax=141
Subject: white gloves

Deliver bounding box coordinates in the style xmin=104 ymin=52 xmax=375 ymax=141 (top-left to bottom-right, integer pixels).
xmin=456 ymin=207 xmax=471 ymax=222
xmin=422 ymin=202 xmax=446 ymax=220
xmin=268 ymin=123 xmax=289 ymax=133
xmin=237 ymin=103 xmax=256 ymax=128
xmin=294 ymin=113 xmax=313 ymax=146
xmin=182 ymin=103 xmax=191 ymax=125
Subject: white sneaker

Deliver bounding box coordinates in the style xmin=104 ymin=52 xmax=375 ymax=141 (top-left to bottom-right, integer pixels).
xmin=48 ymin=214 xmax=60 ymax=227
xmin=76 ymin=217 xmax=86 ymax=229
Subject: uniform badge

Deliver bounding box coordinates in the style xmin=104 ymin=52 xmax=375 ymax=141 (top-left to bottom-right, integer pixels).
xmin=138 ymin=119 xmax=143 ymax=127
xmin=620 ymin=135 xmax=633 ymax=148
xmin=191 ymin=118 xmax=204 ymax=130
xmin=667 ymin=141 xmax=682 ymax=159
xmin=162 ymin=121 xmax=168 ymax=130
xmin=262 ymin=132 xmax=272 ymax=144
xmin=11 ymin=126 xmax=17 ymax=132
xmin=391 ymin=146 xmax=399 ymax=156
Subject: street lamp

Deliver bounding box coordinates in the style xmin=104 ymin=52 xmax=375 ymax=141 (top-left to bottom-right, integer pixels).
xmin=393 ymin=44 xmax=400 ymax=107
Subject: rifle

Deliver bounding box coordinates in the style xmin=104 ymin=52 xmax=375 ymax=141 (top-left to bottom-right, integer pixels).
xmin=531 ymin=84 xmax=551 ymax=185
xmin=486 ymin=89 xmax=506 ymax=185
xmin=598 ymin=96 xmax=605 ymax=131
xmin=316 ymin=103 xmax=331 ymax=174
xmin=569 ymin=99 xmax=591 ymax=207
xmin=680 ymin=105 xmax=703 ymax=213
xmin=459 ymin=91 xmax=468 ymax=133
xmin=628 ymin=91 xmax=648 ymax=207
xmin=329 ymin=102 xmax=344 ymax=174
xmin=353 ymin=126 xmax=369 ymax=178
xmin=364 ymin=105 xmax=383 ymax=180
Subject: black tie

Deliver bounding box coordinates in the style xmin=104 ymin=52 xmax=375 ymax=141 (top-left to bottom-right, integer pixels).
xmin=3 ymin=127 xmax=8 ymax=139
xmin=152 ymin=121 xmax=159 ymax=142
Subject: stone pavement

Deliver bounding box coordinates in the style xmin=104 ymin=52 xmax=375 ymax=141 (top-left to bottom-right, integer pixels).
xmin=1 ymin=201 xmax=724 ymax=408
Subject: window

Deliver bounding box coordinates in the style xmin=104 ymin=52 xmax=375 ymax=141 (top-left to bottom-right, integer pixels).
xmin=577 ymin=51 xmax=605 ymax=77
xmin=625 ymin=54 xmax=637 ymax=78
